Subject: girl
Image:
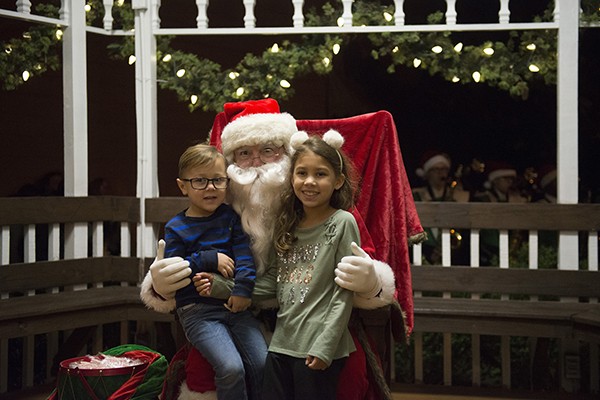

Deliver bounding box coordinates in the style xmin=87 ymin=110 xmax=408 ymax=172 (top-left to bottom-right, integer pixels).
xmin=263 ymin=130 xmax=360 ymax=399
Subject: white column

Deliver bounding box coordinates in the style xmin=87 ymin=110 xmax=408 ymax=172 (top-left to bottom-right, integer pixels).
xmin=557 ymin=0 xmax=579 ymax=269
xmin=556 ymin=3 xmax=580 ymax=394
xmin=394 ymin=0 xmax=405 ymax=26
xmin=62 ymin=0 xmax=88 ymax=266
xmin=196 ymin=0 xmax=208 ymax=29
xmin=445 ymin=0 xmax=457 ymax=25
xmin=243 ymin=0 xmax=256 ymax=28
xmin=133 ymin=0 xmax=160 ymax=260
xmin=292 ymin=0 xmax=304 ymax=28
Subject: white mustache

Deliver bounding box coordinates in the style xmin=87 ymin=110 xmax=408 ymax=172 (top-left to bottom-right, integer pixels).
xmin=227 ymin=157 xmax=290 ymax=187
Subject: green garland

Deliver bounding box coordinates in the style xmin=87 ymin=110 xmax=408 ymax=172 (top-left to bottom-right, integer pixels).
xmin=1 ymin=0 xmax=599 ymax=111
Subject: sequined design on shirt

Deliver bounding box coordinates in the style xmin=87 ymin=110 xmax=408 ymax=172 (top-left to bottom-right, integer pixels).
xmin=276 ymin=244 xmax=321 ymax=305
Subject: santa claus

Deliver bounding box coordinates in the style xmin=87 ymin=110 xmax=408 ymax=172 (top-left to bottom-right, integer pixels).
xmin=141 ymin=98 xmax=423 ymax=399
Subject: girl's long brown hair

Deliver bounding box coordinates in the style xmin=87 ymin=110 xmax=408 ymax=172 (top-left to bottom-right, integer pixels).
xmin=274 ymin=136 xmax=358 ymax=253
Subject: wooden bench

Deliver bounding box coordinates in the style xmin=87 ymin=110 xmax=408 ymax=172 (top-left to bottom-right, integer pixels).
xmin=411 ymin=265 xmax=600 ymax=342
xmin=0 ymin=256 xmax=174 ymax=391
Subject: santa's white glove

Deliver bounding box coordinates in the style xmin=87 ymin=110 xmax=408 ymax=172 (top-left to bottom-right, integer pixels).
xmin=150 ymin=239 xmax=192 ymax=300
xmin=335 ymin=242 xmax=382 ymax=299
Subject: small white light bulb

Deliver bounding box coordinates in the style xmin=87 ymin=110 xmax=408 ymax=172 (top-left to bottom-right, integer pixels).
xmin=413 ymin=58 xmax=422 ymax=68
xmin=162 ymin=54 xmax=172 ymax=62
xmin=383 ymin=12 xmax=393 ymax=22
xmin=128 ymin=55 xmax=136 ymax=65
xmin=322 ymin=57 xmax=330 ymax=67
xmin=483 ymin=47 xmax=494 ymax=56
xmin=236 ymin=87 xmax=245 ymax=96
xmin=176 ymin=69 xmax=186 ymax=78
xmin=22 ymin=70 xmax=30 ymax=81
xmin=526 ymin=43 xmax=536 ymax=51
xmin=472 ymin=71 xmax=481 ymax=82
xmin=529 ymin=64 xmax=540 ymax=73
xmin=452 ymin=76 xmax=460 ymax=83
xmin=431 ymin=46 xmax=443 ymax=54
xmin=337 ymin=17 xmax=344 ymax=27
xmin=280 ymin=80 xmax=291 ymax=88
xmin=229 ymin=72 xmax=239 ymax=80
xmin=271 ymin=43 xmax=279 ymax=53
xmin=454 ymin=42 xmax=463 ymax=53
xmin=190 ymin=95 xmax=198 ymax=105
xmin=332 ymin=43 xmax=341 ymax=55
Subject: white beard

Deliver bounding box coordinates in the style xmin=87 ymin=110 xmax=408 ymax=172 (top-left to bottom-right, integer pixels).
xmin=227 ymin=156 xmax=290 ymax=276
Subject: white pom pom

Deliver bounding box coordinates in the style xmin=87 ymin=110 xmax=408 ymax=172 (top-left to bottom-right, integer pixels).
xmin=322 ymin=129 xmax=344 ymax=150
xmin=290 ymin=131 xmax=309 ymax=151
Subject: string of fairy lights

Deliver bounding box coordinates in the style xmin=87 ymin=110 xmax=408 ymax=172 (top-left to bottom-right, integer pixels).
xmin=1 ymin=1 xmax=599 ymax=112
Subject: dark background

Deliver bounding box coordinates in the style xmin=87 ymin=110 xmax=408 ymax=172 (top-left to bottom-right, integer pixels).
xmin=1 ymin=0 xmax=598 ymax=198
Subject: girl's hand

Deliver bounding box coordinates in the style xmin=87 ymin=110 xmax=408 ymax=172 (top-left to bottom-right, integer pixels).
xmin=305 ymin=355 xmax=328 ymax=370
xmin=193 ymin=272 xmax=213 ymax=296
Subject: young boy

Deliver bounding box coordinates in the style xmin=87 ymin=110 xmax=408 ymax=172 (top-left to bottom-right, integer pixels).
xmin=166 ymin=144 xmax=266 ymax=400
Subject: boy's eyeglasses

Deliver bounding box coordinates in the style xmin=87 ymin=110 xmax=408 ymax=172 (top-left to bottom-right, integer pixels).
xmin=180 ymin=177 xmax=230 ymax=190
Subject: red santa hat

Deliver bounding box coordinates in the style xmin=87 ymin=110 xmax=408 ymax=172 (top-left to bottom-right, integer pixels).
xmin=219 ymin=98 xmax=298 ymax=163
xmin=415 ymin=150 xmax=451 ymax=178
xmin=484 ymin=160 xmax=517 ymax=188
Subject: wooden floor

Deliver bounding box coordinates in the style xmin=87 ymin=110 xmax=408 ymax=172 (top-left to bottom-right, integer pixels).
xmin=4 ymin=383 xmax=599 ymax=400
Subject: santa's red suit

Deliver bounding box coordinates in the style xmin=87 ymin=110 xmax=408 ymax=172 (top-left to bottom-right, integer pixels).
xmin=141 ymin=99 xmax=424 ymax=400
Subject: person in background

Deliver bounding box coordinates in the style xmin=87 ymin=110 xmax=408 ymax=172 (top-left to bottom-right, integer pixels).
xmin=412 ymin=150 xmax=470 ymax=264
xmin=472 ymin=160 xmax=527 ymax=265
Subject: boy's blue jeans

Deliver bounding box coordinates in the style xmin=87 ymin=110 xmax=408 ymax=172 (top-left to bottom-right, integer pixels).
xmin=177 ymin=302 xmax=267 ymax=400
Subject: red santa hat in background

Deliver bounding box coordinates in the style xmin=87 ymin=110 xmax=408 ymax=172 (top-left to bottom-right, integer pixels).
xmin=415 ymin=150 xmax=451 ymax=178
xmin=484 ymin=160 xmax=517 ymax=189
xmin=217 ymin=98 xmax=298 ymax=162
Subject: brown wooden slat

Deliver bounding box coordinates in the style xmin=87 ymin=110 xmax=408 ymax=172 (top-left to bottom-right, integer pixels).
xmin=0 ymin=286 xmax=141 ymax=321
xmin=410 ymin=265 xmax=600 ymax=298
xmin=413 ymin=313 xmax=573 ymax=338
xmin=414 ymin=297 xmax=598 ymax=320
xmin=0 ymin=257 xmax=141 ymax=292
xmin=0 ymin=287 xmax=173 ymax=338
xmin=145 ymin=197 xmax=188 ymax=223
xmin=0 ymin=196 xmax=140 ymax=225
xmin=415 ymin=202 xmax=600 ymax=230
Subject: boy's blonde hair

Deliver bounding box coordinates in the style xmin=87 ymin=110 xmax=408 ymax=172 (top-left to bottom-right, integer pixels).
xmin=178 ymin=144 xmax=226 ymax=177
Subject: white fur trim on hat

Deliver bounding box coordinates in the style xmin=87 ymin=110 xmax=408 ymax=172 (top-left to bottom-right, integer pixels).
xmin=416 ymin=154 xmax=451 ymax=178
xmin=488 ymin=168 xmax=516 ymax=183
xmin=220 ymin=112 xmax=297 ymax=163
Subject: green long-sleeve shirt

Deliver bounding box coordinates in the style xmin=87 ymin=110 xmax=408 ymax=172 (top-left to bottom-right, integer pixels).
xmin=210 ymin=209 xmax=358 ymax=365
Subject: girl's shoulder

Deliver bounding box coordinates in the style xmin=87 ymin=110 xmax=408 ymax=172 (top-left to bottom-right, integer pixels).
xmin=331 ymin=209 xmax=358 ymax=225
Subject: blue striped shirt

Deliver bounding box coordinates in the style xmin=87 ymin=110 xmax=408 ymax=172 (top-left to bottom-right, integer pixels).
xmin=165 ymin=204 xmax=256 ymax=308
